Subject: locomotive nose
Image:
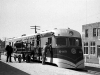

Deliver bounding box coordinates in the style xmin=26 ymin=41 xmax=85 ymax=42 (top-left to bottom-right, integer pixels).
xmin=70 ymin=48 xmax=83 ymax=63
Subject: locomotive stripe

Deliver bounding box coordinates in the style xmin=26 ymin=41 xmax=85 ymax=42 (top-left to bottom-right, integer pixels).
xmin=46 ymin=47 xmax=83 ymax=64
xmin=52 ymin=58 xmax=84 ymax=68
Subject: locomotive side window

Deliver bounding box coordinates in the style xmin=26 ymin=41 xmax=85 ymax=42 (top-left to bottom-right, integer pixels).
xmin=32 ymin=40 xmax=34 ymax=46
xmin=48 ymin=37 xmax=52 ymax=44
xmin=36 ymin=35 xmax=40 ymax=46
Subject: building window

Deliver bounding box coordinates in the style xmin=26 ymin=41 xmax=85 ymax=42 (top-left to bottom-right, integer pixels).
xmin=85 ymin=29 xmax=88 ymax=37
xmin=84 ymin=42 xmax=88 ymax=54
xmin=93 ymin=28 xmax=98 ymax=37
xmin=90 ymin=42 xmax=96 ymax=54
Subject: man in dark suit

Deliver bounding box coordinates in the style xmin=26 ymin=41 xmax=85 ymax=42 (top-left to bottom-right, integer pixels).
xmin=5 ymin=43 xmax=13 ymax=62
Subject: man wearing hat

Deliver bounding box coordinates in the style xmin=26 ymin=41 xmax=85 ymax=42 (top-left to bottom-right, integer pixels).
xmin=42 ymin=42 xmax=49 ymax=65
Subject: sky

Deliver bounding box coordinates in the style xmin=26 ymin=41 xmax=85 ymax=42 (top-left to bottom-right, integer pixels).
xmin=0 ymin=0 xmax=100 ymax=40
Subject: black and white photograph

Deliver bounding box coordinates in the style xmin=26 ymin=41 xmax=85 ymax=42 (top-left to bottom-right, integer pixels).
xmin=0 ymin=0 xmax=100 ymax=75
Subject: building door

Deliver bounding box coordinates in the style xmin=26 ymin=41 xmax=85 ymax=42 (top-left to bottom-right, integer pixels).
xmin=97 ymin=45 xmax=100 ymax=57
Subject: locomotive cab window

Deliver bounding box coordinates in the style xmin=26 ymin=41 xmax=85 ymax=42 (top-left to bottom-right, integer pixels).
xmin=69 ymin=38 xmax=82 ymax=46
xmin=56 ymin=37 xmax=82 ymax=47
xmin=56 ymin=37 xmax=68 ymax=46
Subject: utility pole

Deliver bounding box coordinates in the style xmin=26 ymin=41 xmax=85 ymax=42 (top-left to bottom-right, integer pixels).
xmin=4 ymin=37 xmax=6 ymax=47
xmin=30 ymin=25 xmax=40 ymax=33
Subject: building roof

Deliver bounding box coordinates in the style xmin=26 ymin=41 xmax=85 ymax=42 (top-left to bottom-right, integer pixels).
xmin=82 ymin=22 xmax=100 ymax=27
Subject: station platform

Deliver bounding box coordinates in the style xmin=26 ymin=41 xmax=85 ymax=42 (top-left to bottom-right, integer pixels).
xmin=0 ymin=55 xmax=92 ymax=75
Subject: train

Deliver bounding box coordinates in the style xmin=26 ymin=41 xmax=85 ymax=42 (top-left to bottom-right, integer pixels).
xmin=6 ymin=28 xmax=84 ymax=68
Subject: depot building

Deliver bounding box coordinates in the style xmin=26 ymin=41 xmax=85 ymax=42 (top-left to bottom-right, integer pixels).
xmin=82 ymin=22 xmax=100 ymax=59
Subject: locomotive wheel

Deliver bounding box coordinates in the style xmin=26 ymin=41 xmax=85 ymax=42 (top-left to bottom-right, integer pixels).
xmin=18 ymin=55 xmax=21 ymax=63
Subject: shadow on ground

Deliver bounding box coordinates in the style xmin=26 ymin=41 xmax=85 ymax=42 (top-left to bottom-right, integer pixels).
xmin=0 ymin=61 xmax=30 ymax=75
xmin=68 ymin=68 xmax=88 ymax=72
xmin=29 ymin=60 xmax=58 ymax=67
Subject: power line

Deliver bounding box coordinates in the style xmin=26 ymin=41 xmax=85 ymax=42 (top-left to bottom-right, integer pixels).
xmin=30 ymin=25 xmax=40 ymax=33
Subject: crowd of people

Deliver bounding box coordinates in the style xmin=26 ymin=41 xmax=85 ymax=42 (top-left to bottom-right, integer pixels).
xmin=0 ymin=42 xmax=52 ymax=65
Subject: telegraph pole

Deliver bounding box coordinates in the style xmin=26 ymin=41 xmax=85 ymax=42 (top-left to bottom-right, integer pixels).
xmin=30 ymin=25 xmax=40 ymax=33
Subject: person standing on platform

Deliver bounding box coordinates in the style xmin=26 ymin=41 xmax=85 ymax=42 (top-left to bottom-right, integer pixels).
xmin=5 ymin=43 xmax=13 ymax=62
xmin=0 ymin=51 xmax=1 ymax=60
xmin=42 ymin=42 xmax=49 ymax=65
xmin=48 ymin=43 xmax=53 ymax=63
